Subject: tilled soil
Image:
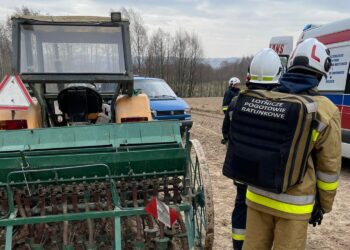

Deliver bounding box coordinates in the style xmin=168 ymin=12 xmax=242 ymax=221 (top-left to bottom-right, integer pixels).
xmin=185 ymin=97 xmax=350 ymax=250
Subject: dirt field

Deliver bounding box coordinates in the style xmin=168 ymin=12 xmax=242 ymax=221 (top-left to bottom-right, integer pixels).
xmin=185 ymin=97 xmax=350 ymax=250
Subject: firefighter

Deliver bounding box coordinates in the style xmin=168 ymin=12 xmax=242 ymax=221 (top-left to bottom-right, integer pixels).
xmin=222 ymin=48 xmax=283 ymax=250
xmin=243 ymin=38 xmax=341 ymax=250
xmin=222 ymin=77 xmax=240 ymax=114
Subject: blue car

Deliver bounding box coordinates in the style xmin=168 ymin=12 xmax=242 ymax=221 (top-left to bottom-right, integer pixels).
xmin=134 ymin=77 xmax=193 ymax=133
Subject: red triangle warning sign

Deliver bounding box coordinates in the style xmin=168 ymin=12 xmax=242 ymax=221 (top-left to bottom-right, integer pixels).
xmin=145 ymin=196 xmax=179 ymax=227
xmin=0 ymin=75 xmax=33 ymax=110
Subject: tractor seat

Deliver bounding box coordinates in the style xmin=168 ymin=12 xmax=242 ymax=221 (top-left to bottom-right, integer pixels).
xmin=58 ymin=86 xmax=102 ymax=123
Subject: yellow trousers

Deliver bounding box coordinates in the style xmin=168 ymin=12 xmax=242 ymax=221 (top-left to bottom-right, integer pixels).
xmin=243 ymin=207 xmax=308 ymax=250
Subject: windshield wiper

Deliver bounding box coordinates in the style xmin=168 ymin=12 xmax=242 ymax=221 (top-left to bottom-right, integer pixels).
xmin=153 ymin=95 xmax=176 ymax=99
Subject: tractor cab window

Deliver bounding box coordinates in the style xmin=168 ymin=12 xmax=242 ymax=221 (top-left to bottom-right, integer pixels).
xmin=44 ymin=83 xmax=117 ymax=126
xmin=20 ymin=25 xmax=125 ymax=74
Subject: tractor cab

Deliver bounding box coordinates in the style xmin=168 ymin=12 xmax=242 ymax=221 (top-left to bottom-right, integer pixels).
xmin=9 ymin=13 xmax=150 ymax=128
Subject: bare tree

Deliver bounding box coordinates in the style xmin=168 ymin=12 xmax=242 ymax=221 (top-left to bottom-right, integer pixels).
xmin=121 ymin=7 xmax=148 ymax=75
xmin=145 ymin=28 xmax=171 ymax=79
xmin=0 ymin=25 xmax=11 ymax=78
xmin=187 ymin=33 xmax=202 ymax=97
xmin=0 ymin=6 xmax=40 ymax=79
xmin=171 ymin=29 xmax=190 ymax=96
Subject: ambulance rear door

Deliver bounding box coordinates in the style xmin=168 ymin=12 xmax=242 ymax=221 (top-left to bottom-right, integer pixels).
xmin=269 ymin=36 xmax=294 ymax=73
xmin=322 ymin=41 xmax=350 ymax=158
xmin=318 ymin=41 xmax=350 ymax=92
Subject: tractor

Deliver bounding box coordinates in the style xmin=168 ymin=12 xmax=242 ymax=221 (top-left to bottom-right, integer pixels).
xmin=0 ymin=13 xmax=214 ymax=250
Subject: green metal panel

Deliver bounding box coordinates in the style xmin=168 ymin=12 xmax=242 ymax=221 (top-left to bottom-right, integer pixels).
xmin=0 ymin=121 xmax=186 ymax=184
xmin=0 ymin=121 xmax=180 ymax=151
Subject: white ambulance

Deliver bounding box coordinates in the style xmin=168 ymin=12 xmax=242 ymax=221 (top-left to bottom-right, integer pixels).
xmin=270 ymin=18 xmax=350 ymax=158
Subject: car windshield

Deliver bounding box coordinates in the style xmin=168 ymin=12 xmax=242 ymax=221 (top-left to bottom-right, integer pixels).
xmin=134 ymin=79 xmax=176 ymax=98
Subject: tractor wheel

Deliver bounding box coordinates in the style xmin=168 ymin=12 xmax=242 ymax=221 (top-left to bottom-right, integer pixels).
xmin=188 ymin=139 xmax=214 ymax=250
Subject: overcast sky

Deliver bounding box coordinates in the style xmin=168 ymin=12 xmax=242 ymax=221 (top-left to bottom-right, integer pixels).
xmin=0 ymin=0 xmax=349 ymax=58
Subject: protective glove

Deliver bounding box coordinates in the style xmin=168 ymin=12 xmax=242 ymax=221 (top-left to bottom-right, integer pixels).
xmin=309 ymin=204 xmax=325 ymax=227
xmin=221 ymin=134 xmax=228 ymax=144
xmin=221 ymin=138 xmax=228 ymax=144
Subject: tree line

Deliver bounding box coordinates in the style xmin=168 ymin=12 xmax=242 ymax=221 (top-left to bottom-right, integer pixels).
xmin=122 ymin=7 xmax=252 ymax=97
xmin=0 ymin=7 xmax=252 ymax=97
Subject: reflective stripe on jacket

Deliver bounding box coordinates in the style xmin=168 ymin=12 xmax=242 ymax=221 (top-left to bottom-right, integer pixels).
xmin=316 ymin=171 xmax=339 ymax=191
xmin=232 ymin=228 xmax=245 ymax=241
xmin=247 ymin=187 xmax=314 ymax=216
xmin=246 ymin=95 xmax=341 ymax=220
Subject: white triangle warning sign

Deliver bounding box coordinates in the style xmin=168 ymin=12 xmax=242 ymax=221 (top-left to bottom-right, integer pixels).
xmin=0 ymin=75 xmax=33 ymax=110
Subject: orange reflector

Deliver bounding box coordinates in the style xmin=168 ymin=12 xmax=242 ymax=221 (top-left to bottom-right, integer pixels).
xmin=0 ymin=120 xmax=28 ymax=130
xmin=121 ymin=117 xmax=148 ymax=123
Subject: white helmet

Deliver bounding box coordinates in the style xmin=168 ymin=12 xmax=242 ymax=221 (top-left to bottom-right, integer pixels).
xmin=288 ymin=38 xmax=331 ymax=77
xmin=229 ymin=77 xmax=240 ymax=86
xmin=249 ymin=48 xmax=282 ymax=84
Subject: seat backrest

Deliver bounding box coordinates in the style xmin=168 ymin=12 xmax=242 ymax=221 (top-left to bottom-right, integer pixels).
xmin=58 ymin=86 xmax=102 ymax=122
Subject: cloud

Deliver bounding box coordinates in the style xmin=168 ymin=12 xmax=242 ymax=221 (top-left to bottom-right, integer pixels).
xmin=0 ymin=0 xmax=349 ymax=57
